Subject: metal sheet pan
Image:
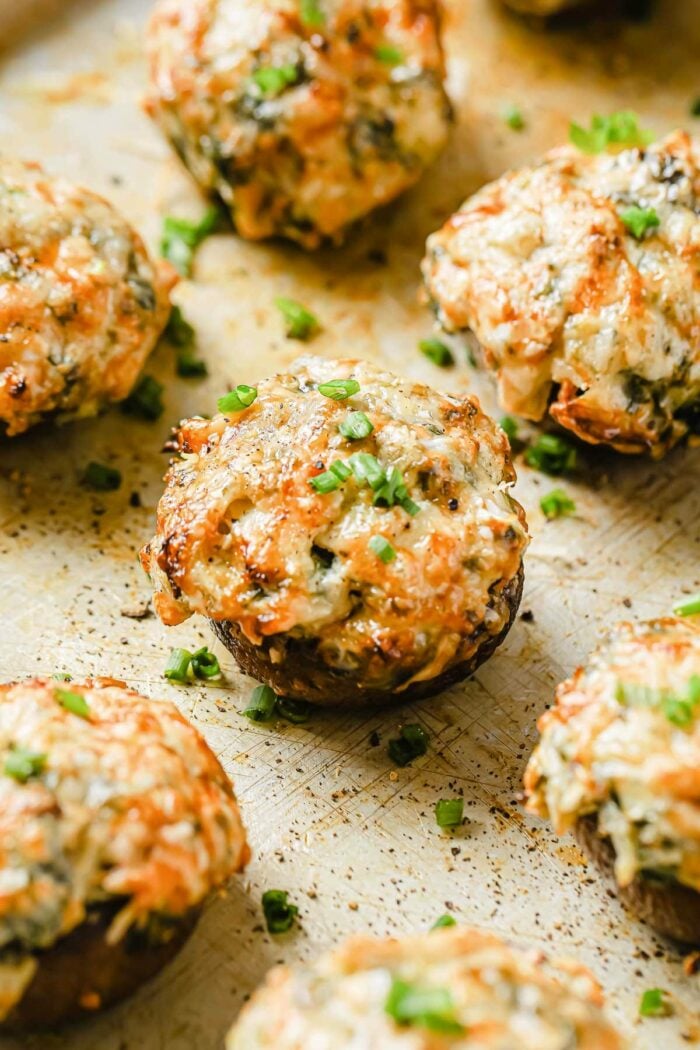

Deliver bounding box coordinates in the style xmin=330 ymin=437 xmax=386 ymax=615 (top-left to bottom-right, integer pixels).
xmin=0 ymin=0 xmax=698 ymax=1046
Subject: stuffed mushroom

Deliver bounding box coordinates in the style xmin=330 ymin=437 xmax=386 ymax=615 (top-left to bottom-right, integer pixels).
xmin=227 ymin=925 xmax=624 ymax=1048
xmin=0 ymin=677 xmax=249 ymax=1029
xmin=0 ymin=158 xmax=174 ymax=437
xmin=422 ymin=129 xmax=700 ymax=457
xmin=145 ymin=0 xmax=451 ymax=248
xmin=525 ymin=617 xmax=700 ymax=944
xmin=141 ymin=357 xmax=528 ymax=706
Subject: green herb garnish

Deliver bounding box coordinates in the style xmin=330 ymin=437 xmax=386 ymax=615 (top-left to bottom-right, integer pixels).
xmin=500 ymin=415 xmax=522 ymax=448
xmin=161 ymin=206 xmax=220 ymax=277
xmin=369 ymin=535 xmax=396 ymax=563
xmin=674 ymin=594 xmax=700 ymax=617
xmin=419 ymin=338 xmax=454 ymax=367
xmin=619 ymin=205 xmax=660 ymax=240
xmin=388 ymin=724 xmax=429 ymax=767
xmin=4 ymin=747 xmax=47 ymax=783
xmin=191 ymin=647 xmax=221 ymax=680
xmin=300 ymin=0 xmax=325 ymax=26
xmin=524 ymin=434 xmax=577 ymax=476
xmin=243 ymin=685 xmax=277 ymax=722
xmin=262 ymin=889 xmax=299 ymax=934
xmin=385 ymin=978 xmax=464 ymax=1035
xmin=375 ymin=44 xmax=403 ymax=65
xmin=218 ymin=385 xmax=258 ymax=414
xmin=431 ymin=913 xmax=457 ymax=930
xmin=339 ymin=411 xmax=374 ymax=440
xmin=55 ymin=688 xmax=90 ymax=720
xmin=166 ymin=306 xmax=207 ymax=378
xmin=122 ymin=375 xmax=164 ymax=421
xmin=540 ymin=488 xmax=576 ymax=520
xmin=83 ymin=461 xmax=122 ymax=492
xmin=502 ymin=103 xmax=525 ymax=131
xmin=318 ymin=378 xmax=360 ymax=401
xmin=616 ymin=675 xmax=700 ymax=729
xmin=569 ymin=111 xmax=653 ymax=154
xmin=639 ymin=988 xmax=672 ymax=1018
xmin=164 ymin=648 xmax=193 ymax=682
xmin=435 ymin=798 xmax=464 ymax=828
xmin=275 ymin=698 xmax=312 ymax=724
xmin=275 ymin=297 xmax=319 ymax=340
xmin=348 ymin=451 xmax=385 ymax=489
xmin=252 ymin=64 xmax=299 ymax=97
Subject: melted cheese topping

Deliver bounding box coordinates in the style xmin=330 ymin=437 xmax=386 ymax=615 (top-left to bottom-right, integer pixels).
xmin=142 ymin=357 xmax=528 ymax=693
xmin=0 ymin=679 xmax=248 ymax=955
xmin=422 ymin=131 xmax=700 ymax=456
xmin=146 ymin=0 xmax=451 ymax=247
xmin=525 ymin=618 xmax=700 ymax=892
xmin=227 ymin=926 xmax=624 ymax=1049
xmin=0 ymin=158 xmax=174 ymax=436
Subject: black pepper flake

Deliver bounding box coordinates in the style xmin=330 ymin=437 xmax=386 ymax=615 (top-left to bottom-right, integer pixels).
xmin=448 ymin=498 xmax=459 ymax=511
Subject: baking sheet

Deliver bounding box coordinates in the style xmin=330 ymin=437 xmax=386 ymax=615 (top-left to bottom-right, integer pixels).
xmin=0 ymin=0 xmax=699 ymax=1046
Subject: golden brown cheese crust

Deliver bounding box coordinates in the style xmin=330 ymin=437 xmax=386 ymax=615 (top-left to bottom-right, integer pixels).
xmin=146 ymin=0 xmax=451 ymax=248
xmin=0 ymin=159 xmax=174 ymax=437
xmin=525 ymin=618 xmax=700 ymax=894
xmin=141 ymin=357 xmax=528 ymax=696
xmin=227 ymin=926 xmax=624 ymax=1048
xmin=422 ymin=131 xmax=700 ymax=456
xmin=0 ymin=678 xmax=248 ymax=958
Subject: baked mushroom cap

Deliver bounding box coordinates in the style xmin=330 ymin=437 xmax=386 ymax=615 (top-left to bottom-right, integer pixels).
xmin=145 ymin=0 xmax=451 ymax=248
xmin=141 ymin=357 xmax=528 ymax=705
xmin=0 ymin=678 xmax=249 ymax=1028
xmin=226 ymin=925 xmax=624 ymax=1048
xmin=422 ymin=130 xmax=700 ymax=456
xmin=525 ymin=617 xmax=700 ymax=942
xmin=0 ymin=159 xmax=174 ymax=437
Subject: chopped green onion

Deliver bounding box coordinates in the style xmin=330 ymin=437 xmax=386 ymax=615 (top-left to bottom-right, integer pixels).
xmin=339 ymin=411 xmax=374 ymax=440
xmin=616 ymin=676 xmax=700 ymax=729
xmin=300 ymin=0 xmax=325 ymax=26
xmin=55 ymin=688 xmax=90 ymax=720
xmin=262 ymin=889 xmax=299 ymax=934
xmin=164 ymin=648 xmax=193 ymax=682
xmin=502 ymin=103 xmax=525 ymax=131
xmin=275 ymin=698 xmax=311 ymax=724
xmin=385 ymin=978 xmax=464 ymax=1035
xmin=663 ymin=697 xmax=694 ymax=728
xmin=639 ymin=988 xmax=672 ymax=1018
xmin=121 ymin=375 xmax=164 ymax=421
xmin=349 ymin=451 xmax=385 ymax=489
xmin=524 ymin=434 xmax=577 ymax=476
xmin=309 ymin=470 xmax=344 ymax=494
xmin=419 ymin=338 xmax=454 ymax=367
xmin=318 ymin=378 xmax=360 ymax=401
xmin=83 ymin=461 xmax=122 ymax=492
xmin=401 ymin=497 xmax=421 ymax=517
xmin=330 ymin=460 xmax=352 ymax=480
xmin=52 ymin=673 xmax=72 ymax=682
xmin=499 ymin=415 xmax=525 ymax=453
xmin=431 ymin=913 xmax=457 ymax=930
xmin=375 ymin=44 xmax=403 ymax=65
xmin=619 ymin=205 xmax=660 ymax=240
xmin=4 ymin=747 xmax=47 ymax=783
xmin=161 ymin=207 xmax=221 ymax=276
xmin=540 ymin=488 xmax=576 ymax=520
xmin=435 ymin=798 xmax=464 ymax=828
xmin=388 ymin=724 xmax=429 ymax=767
xmin=218 ymin=385 xmax=258 ymax=414
xmin=369 ymin=535 xmax=396 ymax=563
xmin=252 ymin=64 xmax=300 ymax=97
xmin=569 ymin=111 xmax=653 ymax=155
xmin=243 ymin=685 xmax=277 ymax=722
xmin=673 ymin=594 xmax=700 ymax=617
xmin=275 ymin=297 xmax=319 ymax=340
xmin=191 ymin=647 xmax=221 ymax=680
xmin=167 ymin=307 xmax=208 ymax=378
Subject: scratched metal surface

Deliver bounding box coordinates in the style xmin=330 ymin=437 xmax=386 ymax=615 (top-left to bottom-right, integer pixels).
xmin=0 ymin=0 xmax=698 ymax=1046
